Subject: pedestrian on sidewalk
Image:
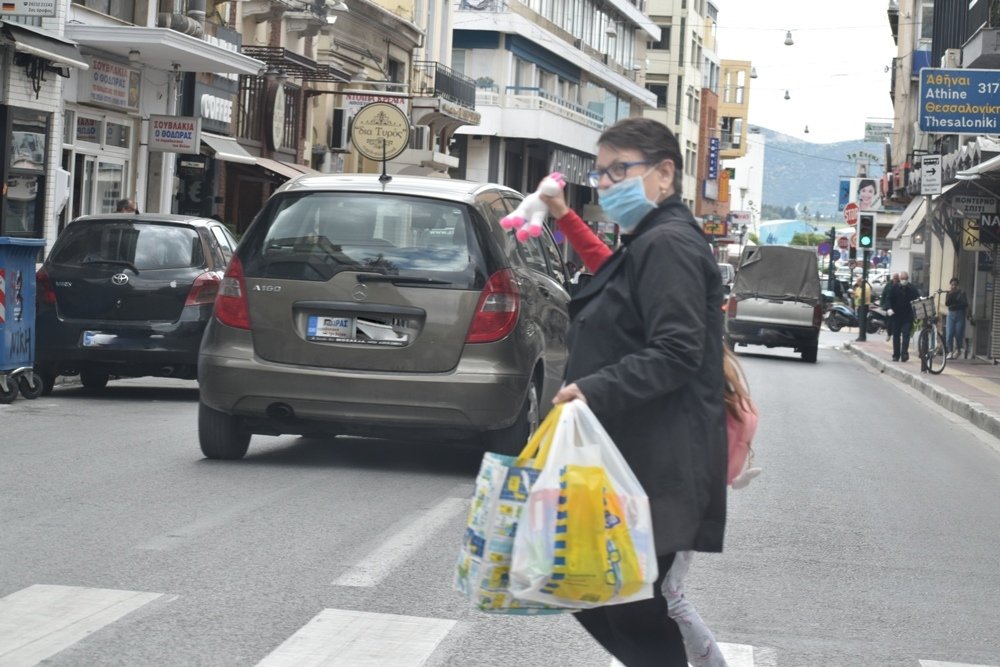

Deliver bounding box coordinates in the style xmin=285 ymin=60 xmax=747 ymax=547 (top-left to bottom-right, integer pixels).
xmin=886 ymin=271 xmax=920 ymax=362
xmin=540 ymin=116 xmax=727 ymax=667
xmin=945 ymin=278 xmax=969 ymax=359
xmin=880 ymin=273 xmax=899 ymax=341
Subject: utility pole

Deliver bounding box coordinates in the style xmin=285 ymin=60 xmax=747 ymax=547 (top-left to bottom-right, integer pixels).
xmin=857 ymin=248 xmax=871 ymax=342
xmin=827 ymin=226 xmax=836 ymax=292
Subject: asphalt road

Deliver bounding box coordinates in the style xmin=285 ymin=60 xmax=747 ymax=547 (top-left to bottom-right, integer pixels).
xmin=1 ymin=332 xmax=998 ymax=667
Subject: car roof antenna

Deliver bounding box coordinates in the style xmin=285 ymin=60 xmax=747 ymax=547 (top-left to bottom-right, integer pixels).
xmin=378 ymin=139 xmax=392 ymax=186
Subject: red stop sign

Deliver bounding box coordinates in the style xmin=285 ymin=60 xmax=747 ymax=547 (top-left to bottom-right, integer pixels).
xmin=844 ymin=202 xmax=859 ymax=226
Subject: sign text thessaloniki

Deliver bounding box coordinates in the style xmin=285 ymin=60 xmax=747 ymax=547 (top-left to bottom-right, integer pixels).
xmin=918 ymin=68 xmax=1000 ymax=133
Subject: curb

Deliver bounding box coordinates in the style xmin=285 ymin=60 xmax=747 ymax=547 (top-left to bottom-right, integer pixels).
xmin=843 ymin=341 xmax=1000 ymax=440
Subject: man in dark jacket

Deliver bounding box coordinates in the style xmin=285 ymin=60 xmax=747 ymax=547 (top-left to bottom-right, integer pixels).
xmin=886 ymin=270 xmax=920 ymax=361
xmin=548 ymin=118 xmax=726 ymax=666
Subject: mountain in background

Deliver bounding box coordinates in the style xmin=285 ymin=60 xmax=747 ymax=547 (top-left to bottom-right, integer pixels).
xmin=755 ymin=127 xmax=888 ymax=220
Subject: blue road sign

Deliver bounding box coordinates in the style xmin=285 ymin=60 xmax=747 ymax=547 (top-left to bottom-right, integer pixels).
xmin=919 ymin=68 xmax=1000 ymax=133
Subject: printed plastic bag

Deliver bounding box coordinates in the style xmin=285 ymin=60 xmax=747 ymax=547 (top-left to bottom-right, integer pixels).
xmin=510 ymin=400 xmax=657 ymax=608
xmin=453 ymin=404 xmax=570 ymax=614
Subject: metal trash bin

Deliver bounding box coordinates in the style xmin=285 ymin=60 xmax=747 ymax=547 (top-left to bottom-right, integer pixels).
xmin=0 ymin=237 xmax=46 ymax=403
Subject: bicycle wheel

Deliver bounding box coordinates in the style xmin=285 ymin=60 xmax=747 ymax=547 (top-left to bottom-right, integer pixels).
xmin=926 ymin=326 xmax=947 ymax=374
xmin=917 ymin=326 xmax=930 ymax=360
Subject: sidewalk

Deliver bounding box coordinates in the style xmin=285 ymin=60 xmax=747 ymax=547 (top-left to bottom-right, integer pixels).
xmin=843 ymin=333 xmax=1000 ymax=440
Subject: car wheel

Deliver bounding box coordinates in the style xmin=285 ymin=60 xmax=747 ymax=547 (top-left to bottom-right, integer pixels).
xmin=80 ymin=371 xmax=109 ymax=390
xmin=199 ymin=402 xmax=251 ymax=460
xmin=18 ymin=374 xmax=44 ymax=400
xmin=39 ymin=371 xmax=56 ymax=397
xmin=0 ymin=377 xmax=18 ymax=404
xmin=801 ymin=343 xmax=818 ymax=363
xmin=486 ymin=378 xmax=540 ymax=457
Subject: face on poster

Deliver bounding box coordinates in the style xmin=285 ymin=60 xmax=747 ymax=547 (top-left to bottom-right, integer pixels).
xmin=838 ymin=177 xmax=882 ymax=212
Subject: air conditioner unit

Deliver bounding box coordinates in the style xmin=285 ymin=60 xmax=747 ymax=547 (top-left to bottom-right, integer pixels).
xmin=409 ymin=125 xmax=428 ymax=151
xmin=328 ymin=108 xmax=349 ymax=151
xmin=941 ymin=48 xmax=960 ymax=68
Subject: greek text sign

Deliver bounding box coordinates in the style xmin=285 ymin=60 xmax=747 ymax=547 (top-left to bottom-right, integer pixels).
xmin=0 ymin=0 xmax=56 ymax=16
xmin=350 ymin=103 xmax=411 ymax=162
xmin=148 ymin=115 xmax=201 ymax=153
xmin=918 ymin=68 xmax=1000 ymax=133
xmin=79 ymin=58 xmax=140 ymax=111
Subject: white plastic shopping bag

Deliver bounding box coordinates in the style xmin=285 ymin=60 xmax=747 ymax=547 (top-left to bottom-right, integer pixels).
xmin=509 ymin=400 xmax=657 ymax=608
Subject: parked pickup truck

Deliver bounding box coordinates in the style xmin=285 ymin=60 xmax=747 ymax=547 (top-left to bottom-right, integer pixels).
xmin=724 ymin=245 xmax=823 ymax=363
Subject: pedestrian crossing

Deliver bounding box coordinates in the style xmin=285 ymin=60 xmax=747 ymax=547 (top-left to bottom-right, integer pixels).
xmin=0 ymin=584 xmax=996 ymax=667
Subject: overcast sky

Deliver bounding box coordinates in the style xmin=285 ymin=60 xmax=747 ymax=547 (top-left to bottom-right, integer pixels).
xmin=716 ymin=0 xmax=898 ymax=145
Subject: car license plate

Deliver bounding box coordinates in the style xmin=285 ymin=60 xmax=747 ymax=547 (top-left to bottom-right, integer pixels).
xmin=306 ymin=315 xmax=355 ymax=342
xmin=81 ymin=331 xmax=117 ymax=347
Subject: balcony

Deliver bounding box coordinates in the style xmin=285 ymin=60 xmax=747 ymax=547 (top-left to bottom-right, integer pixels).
xmin=964 ymin=27 xmax=1000 ymax=69
xmin=412 ymin=61 xmax=476 ymax=109
xmin=490 ymin=86 xmax=605 ymax=131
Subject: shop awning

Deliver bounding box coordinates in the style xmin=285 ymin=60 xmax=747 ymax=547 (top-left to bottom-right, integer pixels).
xmin=64 ymin=25 xmax=264 ymax=76
xmin=886 ymin=197 xmax=926 ymax=241
xmin=255 ymin=157 xmax=308 ymax=180
xmin=1 ymin=22 xmax=89 ymax=70
xmin=957 ymin=153 xmax=1000 ymax=180
xmin=201 ymin=133 xmax=255 ymax=165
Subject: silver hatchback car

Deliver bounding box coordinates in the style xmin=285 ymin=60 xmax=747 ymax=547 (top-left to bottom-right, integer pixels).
xmin=197 ymin=174 xmax=572 ymax=459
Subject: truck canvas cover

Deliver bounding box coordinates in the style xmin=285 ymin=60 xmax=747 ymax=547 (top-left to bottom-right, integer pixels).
xmin=732 ymin=245 xmax=821 ymax=305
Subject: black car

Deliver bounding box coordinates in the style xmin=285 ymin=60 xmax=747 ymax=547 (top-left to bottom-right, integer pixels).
xmin=34 ymin=214 xmax=238 ymax=394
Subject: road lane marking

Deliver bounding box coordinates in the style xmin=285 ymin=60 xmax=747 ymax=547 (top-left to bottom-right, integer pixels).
xmin=610 ymin=642 xmax=757 ymax=666
xmin=254 ymin=609 xmax=455 ymax=667
xmin=331 ymin=496 xmax=467 ymax=588
xmin=920 ymin=661 xmax=999 ymax=667
xmin=0 ymin=584 xmax=162 ymax=666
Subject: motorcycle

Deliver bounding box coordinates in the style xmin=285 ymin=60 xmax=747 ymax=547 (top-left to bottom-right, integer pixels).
xmin=825 ymin=299 xmax=883 ymax=334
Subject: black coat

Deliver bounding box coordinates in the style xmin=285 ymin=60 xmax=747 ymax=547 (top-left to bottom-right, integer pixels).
xmin=886 ymin=282 xmax=920 ymax=323
xmin=564 ymin=195 xmax=727 ymax=555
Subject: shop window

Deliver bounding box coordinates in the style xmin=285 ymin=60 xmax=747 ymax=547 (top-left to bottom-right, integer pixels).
xmin=72 ymin=0 xmax=134 ymax=23
xmin=105 ymin=121 xmax=130 ymax=148
xmin=76 ymin=116 xmax=100 ymax=144
xmin=237 ymin=75 xmax=265 ymax=142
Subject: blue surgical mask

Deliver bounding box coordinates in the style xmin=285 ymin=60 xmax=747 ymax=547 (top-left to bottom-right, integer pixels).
xmin=598 ymin=175 xmax=656 ymax=233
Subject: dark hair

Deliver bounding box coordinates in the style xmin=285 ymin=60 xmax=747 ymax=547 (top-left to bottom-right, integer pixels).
xmin=116 ymin=198 xmax=135 ymax=212
xmin=858 ymin=179 xmax=877 ymax=192
xmin=597 ymin=118 xmax=684 ymax=196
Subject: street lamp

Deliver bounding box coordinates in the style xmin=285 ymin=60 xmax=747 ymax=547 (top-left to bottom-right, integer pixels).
xmin=738 ymin=223 xmax=748 ymax=255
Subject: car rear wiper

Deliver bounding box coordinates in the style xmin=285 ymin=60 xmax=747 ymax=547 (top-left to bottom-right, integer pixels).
xmin=355 ymin=273 xmax=451 ymax=285
xmin=81 ymin=259 xmax=140 ymax=273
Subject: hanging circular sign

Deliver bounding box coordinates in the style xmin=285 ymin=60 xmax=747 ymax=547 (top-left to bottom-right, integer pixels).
xmin=268 ymin=85 xmax=286 ymax=151
xmin=350 ymin=102 xmax=411 ymax=162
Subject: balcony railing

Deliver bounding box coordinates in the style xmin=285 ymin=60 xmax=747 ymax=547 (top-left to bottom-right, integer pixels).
xmin=412 ymin=60 xmax=477 ymax=108
xmin=480 ymin=86 xmax=604 ymax=130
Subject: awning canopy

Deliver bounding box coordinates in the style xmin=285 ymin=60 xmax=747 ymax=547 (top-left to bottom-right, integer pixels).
xmin=1 ymin=22 xmax=88 ymax=70
xmin=956 ymin=153 xmax=1000 ymax=181
xmin=254 ymin=158 xmax=307 ymax=180
xmin=886 ymin=197 xmax=926 ymax=241
xmin=201 ymin=133 xmax=255 ymax=164
xmin=64 ymin=25 xmax=264 ymax=76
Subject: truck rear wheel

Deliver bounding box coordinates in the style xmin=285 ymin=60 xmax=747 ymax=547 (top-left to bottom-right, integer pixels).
xmin=801 ymin=344 xmax=818 ymax=363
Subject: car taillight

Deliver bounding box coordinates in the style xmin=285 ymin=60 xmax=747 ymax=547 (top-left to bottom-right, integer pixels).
xmin=726 ymin=296 xmax=737 ymax=318
xmin=812 ymin=303 xmax=823 ymax=329
xmin=214 ymin=256 xmax=251 ymax=330
xmin=35 ymin=268 xmax=56 ymax=306
xmin=185 ymin=271 xmax=222 ymax=306
xmin=466 ymin=268 xmax=520 ymax=343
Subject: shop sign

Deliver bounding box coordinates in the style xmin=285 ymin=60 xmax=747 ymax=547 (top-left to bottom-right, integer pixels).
xmin=707 ymin=137 xmax=720 ymax=180
xmin=148 ymin=115 xmax=201 ymax=153
xmin=345 ymin=93 xmax=409 ymax=119
xmin=350 ymin=102 xmax=410 ymax=162
xmin=964 ymin=219 xmax=986 ymax=252
xmin=703 ymin=220 xmax=727 ymax=237
xmin=268 ymin=85 xmax=286 ymax=151
xmin=79 ymin=58 xmax=141 ymax=111
xmin=863 ymin=121 xmax=892 ymax=143
xmin=0 ymin=0 xmax=56 ymax=17
xmin=194 ymin=81 xmax=236 ymax=135
xmin=980 ymin=212 xmax=1000 ymax=245
xmin=951 ymin=194 xmax=998 ymax=215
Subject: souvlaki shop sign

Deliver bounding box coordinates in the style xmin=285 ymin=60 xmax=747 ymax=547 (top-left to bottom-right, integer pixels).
xmin=148 ymin=115 xmax=201 ymax=153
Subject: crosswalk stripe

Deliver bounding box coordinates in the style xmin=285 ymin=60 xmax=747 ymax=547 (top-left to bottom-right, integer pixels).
xmin=331 ymin=496 xmax=467 ymax=588
xmin=919 ymin=661 xmax=999 ymax=667
xmin=255 ymin=609 xmax=455 ymax=667
xmin=609 ymin=642 xmax=757 ymax=667
xmin=0 ymin=584 xmax=162 ymax=667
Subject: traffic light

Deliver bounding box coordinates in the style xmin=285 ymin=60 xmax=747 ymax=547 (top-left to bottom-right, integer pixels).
xmin=858 ymin=213 xmax=875 ymax=249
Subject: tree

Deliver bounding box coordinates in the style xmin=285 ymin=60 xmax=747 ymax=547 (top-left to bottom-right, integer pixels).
xmin=789 ymin=232 xmax=827 ymax=247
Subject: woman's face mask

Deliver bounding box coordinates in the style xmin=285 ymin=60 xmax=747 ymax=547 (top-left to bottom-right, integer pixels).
xmin=900 ymin=279 xmax=909 ymax=285
xmin=598 ymin=172 xmax=656 ymax=233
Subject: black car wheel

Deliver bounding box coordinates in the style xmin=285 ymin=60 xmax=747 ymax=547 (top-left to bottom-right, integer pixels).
xmin=18 ymin=374 xmax=44 ymax=400
xmin=39 ymin=371 xmax=56 ymax=396
xmin=199 ymin=402 xmax=251 ymax=460
xmin=486 ymin=378 xmax=540 ymax=457
xmin=0 ymin=378 xmax=18 ymax=404
xmin=801 ymin=343 xmax=818 ymax=363
xmin=80 ymin=371 xmax=109 ymax=390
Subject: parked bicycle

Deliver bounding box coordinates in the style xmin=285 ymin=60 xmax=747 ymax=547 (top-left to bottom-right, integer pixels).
xmin=912 ymin=289 xmax=948 ymax=375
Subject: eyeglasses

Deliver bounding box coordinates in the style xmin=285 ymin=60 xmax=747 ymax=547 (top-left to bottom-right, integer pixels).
xmin=586 ymin=161 xmax=655 ymax=187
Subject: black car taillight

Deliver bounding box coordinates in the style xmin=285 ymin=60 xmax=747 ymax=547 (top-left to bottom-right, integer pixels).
xmin=466 ymin=269 xmax=520 ymax=343
xmin=214 ymin=256 xmax=251 ymax=330
xmin=35 ymin=268 xmax=56 ymax=306
xmin=185 ymin=271 xmax=222 ymax=306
